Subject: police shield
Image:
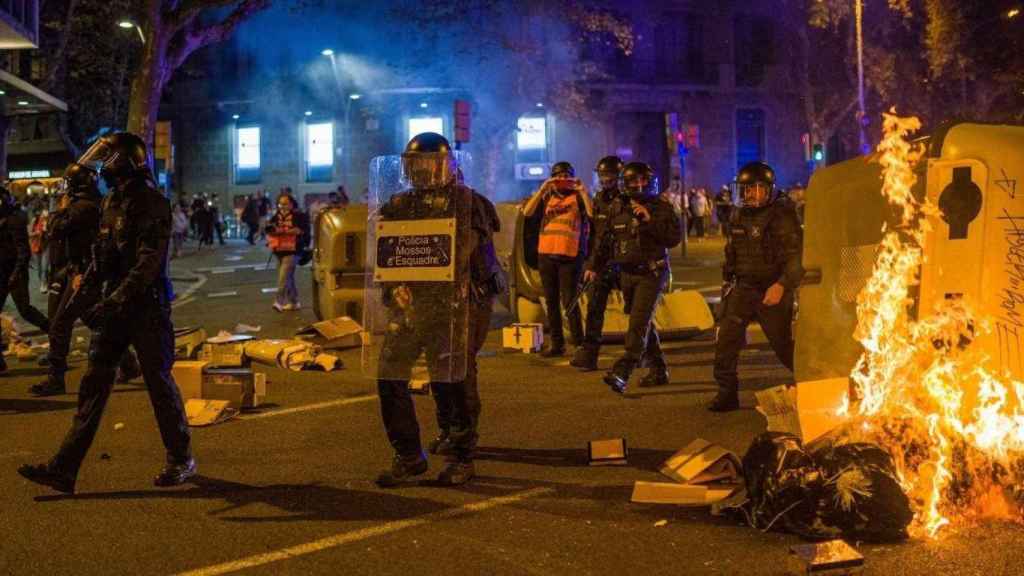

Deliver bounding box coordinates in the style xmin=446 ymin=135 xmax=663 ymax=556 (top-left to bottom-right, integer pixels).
xmin=363 ymin=150 xmax=473 ymax=383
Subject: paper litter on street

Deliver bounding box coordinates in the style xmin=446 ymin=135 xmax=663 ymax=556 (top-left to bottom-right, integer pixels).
xmin=755 ymin=378 xmax=850 ymax=445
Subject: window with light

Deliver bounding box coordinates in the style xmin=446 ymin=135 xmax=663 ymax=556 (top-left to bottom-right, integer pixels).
xmin=517 ymin=116 xmax=546 ymax=150
xmin=306 ymin=121 xmax=334 ymax=182
xmin=235 ymin=126 xmax=261 ymax=184
xmin=408 ymin=117 xmax=444 ymax=142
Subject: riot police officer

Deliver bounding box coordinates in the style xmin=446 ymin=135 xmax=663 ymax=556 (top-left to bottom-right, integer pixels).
xmin=596 ymin=162 xmax=683 ymax=394
xmin=709 ymin=161 xmax=804 ymax=412
xmin=28 ymin=164 xmax=102 ymax=396
xmin=374 ymin=132 xmax=502 ymax=487
xmin=571 ymin=155 xmax=623 ymax=371
xmin=0 ymin=186 xmax=50 ymax=357
xmin=19 ymin=132 xmax=193 ymax=493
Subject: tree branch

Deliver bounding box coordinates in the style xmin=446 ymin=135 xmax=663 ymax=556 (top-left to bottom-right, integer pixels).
xmin=41 ymin=0 xmax=80 ymax=92
xmin=165 ymin=0 xmax=246 ymax=34
xmin=166 ymin=0 xmax=270 ymax=72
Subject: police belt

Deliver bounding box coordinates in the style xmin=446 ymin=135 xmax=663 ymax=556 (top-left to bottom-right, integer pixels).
xmin=617 ymin=259 xmax=668 ymax=276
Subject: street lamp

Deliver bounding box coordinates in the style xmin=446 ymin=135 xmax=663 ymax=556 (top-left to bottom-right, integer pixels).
xmin=1008 ymin=8 xmax=1021 ymax=19
xmin=321 ymin=49 xmax=334 ymax=56
xmin=349 ymin=93 xmax=361 ymax=100
xmin=118 ymin=20 xmax=145 ymax=44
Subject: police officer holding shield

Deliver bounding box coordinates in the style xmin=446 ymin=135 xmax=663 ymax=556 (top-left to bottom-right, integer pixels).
xmin=373 ymin=133 xmax=502 ymax=487
xmin=595 ymin=162 xmax=683 ymax=394
xmin=19 ymin=132 xmax=194 ymax=493
xmin=709 ymin=161 xmax=804 ymax=412
xmin=571 ymin=155 xmax=623 ymax=371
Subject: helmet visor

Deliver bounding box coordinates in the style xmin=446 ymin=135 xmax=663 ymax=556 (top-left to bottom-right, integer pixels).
xmin=622 ymin=175 xmax=658 ymax=198
xmin=401 ymin=152 xmax=454 ymax=189
xmin=77 ymin=139 xmax=115 ymax=172
xmin=594 ymin=171 xmax=619 ymax=191
xmin=740 ymin=183 xmax=771 ymax=207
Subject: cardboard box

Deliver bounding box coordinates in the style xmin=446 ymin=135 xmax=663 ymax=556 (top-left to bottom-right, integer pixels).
xmin=788 ymin=540 xmax=864 ymax=575
xmin=202 ymin=367 xmax=257 ymax=409
xmin=185 ymin=399 xmax=236 ymax=427
xmin=588 ymin=438 xmax=628 ymax=466
xmin=295 ymin=316 xmax=367 ymax=350
xmin=200 ymin=335 xmax=253 ymax=368
xmin=171 ymin=360 xmax=209 ymax=401
xmin=502 ymin=323 xmax=543 ymax=353
xmin=174 ymin=327 xmax=207 ymax=360
xmin=660 ymin=439 xmax=742 ymax=485
xmin=630 ymin=481 xmax=738 ymax=505
xmin=756 ymin=378 xmax=850 ymax=445
xmin=253 ymin=372 xmax=266 ymax=408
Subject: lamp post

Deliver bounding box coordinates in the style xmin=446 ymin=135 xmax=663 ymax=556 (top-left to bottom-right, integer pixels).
xmin=322 ymin=49 xmax=352 ymax=185
xmin=118 ymin=20 xmax=146 ymax=44
xmin=854 ymin=0 xmax=869 ymax=155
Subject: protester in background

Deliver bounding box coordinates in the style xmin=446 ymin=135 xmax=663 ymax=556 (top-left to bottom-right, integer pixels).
xmin=701 ymin=188 xmax=712 ymax=235
xmin=194 ymin=198 xmax=214 ymax=248
xmin=172 ymin=203 xmax=189 ymax=259
xmin=714 ymin=185 xmax=733 ymax=235
xmin=521 ymin=161 xmax=593 ymax=357
xmin=690 ymin=187 xmax=707 ymax=241
xmin=256 ymin=189 xmax=271 ymax=239
xmin=266 ymin=193 xmax=309 ymax=312
xmin=242 ymin=194 xmax=260 ymax=245
xmin=29 ymin=209 xmax=49 ymax=283
xmin=331 ymin=185 xmax=350 ymax=208
xmin=209 ymin=195 xmax=225 ymax=246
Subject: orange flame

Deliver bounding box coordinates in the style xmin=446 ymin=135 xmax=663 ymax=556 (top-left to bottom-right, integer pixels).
xmin=846 ymin=109 xmax=1024 ymax=538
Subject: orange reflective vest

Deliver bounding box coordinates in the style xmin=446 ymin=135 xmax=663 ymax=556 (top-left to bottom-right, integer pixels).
xmin=538 ymin=193 xmax=584 ymax=258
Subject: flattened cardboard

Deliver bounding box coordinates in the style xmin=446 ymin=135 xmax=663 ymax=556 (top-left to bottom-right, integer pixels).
xmin=630 ymin=481 xmax=738 ymax=505
xmin=185 ymin=399 xmax=236 ymax=427
xmin=502 ymin=323 xmax=543 ymax=353
xmin=253 ymin=372 xmax=266 ymax=407
xmin=174 ymin=327 xmax=207 ymax=360
xmin=788 ymin=540 xmax=864 ymax=575
xmin=201 ymin=337 xmax=252 ymax=368
xmin=660 ymin=439 xmax=742 ymax=485
xmin=756 ymin=378 xmax=850 ymax=444
xmin=171 ymin=360 xmax=209 ymax=401
xmin=295 ymin=316 xmax=367 ymax=350
xmin=588 ymin=438 xmax=628 ymax=466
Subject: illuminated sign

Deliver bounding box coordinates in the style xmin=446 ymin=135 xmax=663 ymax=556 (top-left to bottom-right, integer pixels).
xmin=408 ymin=117 xmax=444 ymax=141
xmin=307 ymin=122 xmax=334 ymax=167
xmin=236 ymin=126 xmax=261 ymax=168
xmin=8 ymin=170 xmax=51 ymax=179
xmin=517 ymin=116 xmax=546 ymax=150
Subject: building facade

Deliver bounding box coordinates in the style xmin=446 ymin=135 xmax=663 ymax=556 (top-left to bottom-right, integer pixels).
xmin=167 ymin=1 xmax=810 ymax=214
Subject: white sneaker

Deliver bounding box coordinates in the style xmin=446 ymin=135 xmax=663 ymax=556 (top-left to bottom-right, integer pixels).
xmin=272 ymin=302 xmax=285 ymax=312
xmin=283 ymin=302 xmax=301 ymax=311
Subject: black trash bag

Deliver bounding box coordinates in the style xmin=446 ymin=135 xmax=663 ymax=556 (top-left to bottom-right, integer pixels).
xmin=812 ymin=442 xmax=913 ymax=542
xmin=742 ymin=432 xmax=828 ymax=535
xmin=741 ymin=434 xmax=912 ymax=542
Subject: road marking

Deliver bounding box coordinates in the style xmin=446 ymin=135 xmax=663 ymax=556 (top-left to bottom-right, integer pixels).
xmin=236 ymin=395 xmax=377 ymax=421
xmin=260 ymin=287 xmax=277 ymax=294
xmin=212 ymin=268 xmax=236 ymax=275
xmin=174 ymin=487 xmax=553 ymax=576
xmin=224 ymin=256 xmax=243 ymax=262
xmin=207 ymin=291 xmax=239 ymax=298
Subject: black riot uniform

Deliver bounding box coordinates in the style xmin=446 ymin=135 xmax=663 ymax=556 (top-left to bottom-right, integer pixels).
xmin=18 ymin=133 xmax=193 ymax=494
xmin=710 ymin=161 xmax=804 ymax=412
xmin=0 ymin=187 xmax=50 ymax=360
xmin=571 ymin=155 xmax=623 ymax=371
xmin=375 ymin=132 xmax=502 ymax=488
xmin=597 ymin=163 xmax=683 ymax=394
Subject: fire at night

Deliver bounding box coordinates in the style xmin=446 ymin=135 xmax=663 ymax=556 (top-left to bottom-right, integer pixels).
xmin=1 ymin=1 xmax=1023 ymax=575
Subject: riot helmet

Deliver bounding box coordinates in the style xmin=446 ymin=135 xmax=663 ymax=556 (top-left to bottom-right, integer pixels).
xmin=550 ymin=161 xmax=575 ymax=179
xmin=77 ymin=132 xmax=150 ymax=188
xmin=736 ymin=161 xmax=775 ymax=208
xmin=61 ymin=163 xmax=100 ymax=198
xmin=401 ymin=132 xmax=456 ymax=189
xmin=594 ymin=155 xmax=623 ymax=191
xmin=620 ymin=162 xmax=658 ymax=200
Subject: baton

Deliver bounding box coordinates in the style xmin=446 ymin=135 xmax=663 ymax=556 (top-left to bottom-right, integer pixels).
xmin=565 ymin=276 xmax=595 ymax=318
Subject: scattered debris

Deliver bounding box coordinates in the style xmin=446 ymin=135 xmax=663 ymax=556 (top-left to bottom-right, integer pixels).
xmin=631 ymin=481 xmax=738 ymax=505
xmin=588 ymin=438 xmax=628 ymax=466
xmin=203 ymin=368 xmax=265 ymax=409
xmin=788 ymin=540 xmax=864 ymax=575
xmin=653 ymin=520 xmax=668 ymax=527
xmin=660 ymin=439 xmax=741 ymax=484
xmin=99 ymin=453 xmax=111 ymax=460
xmin=295 ymin=316 xmax=366 ymax=350
xmin=113 ymin=423 xmax=125 ymax=431
xmin=502 ymin=323 xmax=543 ymax=353
xmin=185 ymin=399 xmax=237 ymax=427
xmin=755 ymin=378 xmax=850 ymax=444
xmin=243 ymin=339 xmax=341 ymax=372
xmin=234 ymin=323 xmax=262 ymax=334
xmin=174 ymin=327 xmax=207 ymax=360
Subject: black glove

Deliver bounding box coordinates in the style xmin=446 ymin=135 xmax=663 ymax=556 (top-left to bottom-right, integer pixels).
xmin=82 ymin=298 xmax=120 ymax=330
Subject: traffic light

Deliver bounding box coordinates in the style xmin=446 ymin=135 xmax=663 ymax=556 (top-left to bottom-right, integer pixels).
xmin=812 ymin=143 xmax=825 ymax=162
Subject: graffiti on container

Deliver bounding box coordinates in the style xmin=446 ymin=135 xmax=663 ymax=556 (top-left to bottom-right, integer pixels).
xmin=997 ymin=207 xmax=1024 ymax=374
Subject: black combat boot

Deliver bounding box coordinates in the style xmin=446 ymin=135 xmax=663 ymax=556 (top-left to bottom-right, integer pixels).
xmin=17 ymin=463 xmax=76 ymax=494
xmin=540 ymin=343 xmax=565 ymax=358
xmin=437 ymin=459 xmax=475 ymax=486
xmin=29 ymin=375 xmax=66 ymax=397
xmin=0 ymin=353 xmax=7 ymax=375
xmin=638 ymin=365 xmax=671 ymax=388
xmin=428 ymin=430 xmax=453 ymax=455
xmin=154 ymin=458 xmax=197 ymax=487
xmin=603 ymin=361 xmax=633 ymax=395
xmin=376 ymin=452 xmax=428 ymax=488
xmin=569 ymin=347 xmax=599 ymax=371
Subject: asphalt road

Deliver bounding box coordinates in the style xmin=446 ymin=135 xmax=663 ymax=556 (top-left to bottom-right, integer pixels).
xmin=2 ymin=236 xmax=1023 ymax=576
